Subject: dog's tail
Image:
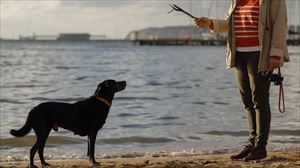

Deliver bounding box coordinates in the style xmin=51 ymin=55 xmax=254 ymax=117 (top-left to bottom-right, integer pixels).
xmin=10 ymin=110 xmax=34 ymax=137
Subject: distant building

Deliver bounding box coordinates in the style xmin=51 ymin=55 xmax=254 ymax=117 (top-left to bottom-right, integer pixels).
xmin=57 ymin=33 xmax=90 ymax=41
xmin=126 ymin=25 xmax=227 ymax=45
xmin=126 ymin=25 xmax=218 ymax=41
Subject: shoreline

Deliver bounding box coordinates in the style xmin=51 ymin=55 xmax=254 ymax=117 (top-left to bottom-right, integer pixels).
xmin=1 ymin=151 xmax=299 ymax=168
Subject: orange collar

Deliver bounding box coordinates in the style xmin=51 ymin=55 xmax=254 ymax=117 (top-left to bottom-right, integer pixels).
xmin=96 ymin=96 xmax=112 ymax=108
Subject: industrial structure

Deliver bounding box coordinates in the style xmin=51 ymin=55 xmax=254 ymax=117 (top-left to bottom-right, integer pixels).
xmin=126 ymin=25 xmax=227 ymax=45
xmin=126 ymin=25 xmax=300 ymax=46
xmin=16 ymin=33 xmax=107 ymax=42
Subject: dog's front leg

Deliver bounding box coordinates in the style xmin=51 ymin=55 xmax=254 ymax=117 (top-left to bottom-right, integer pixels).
xmin=88 ymin=132 xmax=99 ymax=165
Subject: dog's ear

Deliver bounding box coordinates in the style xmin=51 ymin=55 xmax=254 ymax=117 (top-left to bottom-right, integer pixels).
xmin=94 ymin=86 xmax=101 ymax=96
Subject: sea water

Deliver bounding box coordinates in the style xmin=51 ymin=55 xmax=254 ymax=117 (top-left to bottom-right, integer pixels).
xmin=0 ymin=41 xmax=299 ymax=161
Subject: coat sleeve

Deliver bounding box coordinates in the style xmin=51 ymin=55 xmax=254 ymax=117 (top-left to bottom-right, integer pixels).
xmin=269 ymin=0 xmax=288 ymax=57
xmin=210 ymin=19 xmax=229 ymax=33
xmin=209 ymin=0 xmax=235 ymax=33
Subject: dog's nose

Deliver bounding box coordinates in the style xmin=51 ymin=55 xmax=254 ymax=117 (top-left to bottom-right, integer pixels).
xmin=122 ymin=81 xmax=127 ymax=87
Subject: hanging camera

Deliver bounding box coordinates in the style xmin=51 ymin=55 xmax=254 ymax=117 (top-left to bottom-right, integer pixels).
xmin=269 ymin=68 xmax=283 ymax=85
xmin=269 ymin=73 xmax=283 ymax=85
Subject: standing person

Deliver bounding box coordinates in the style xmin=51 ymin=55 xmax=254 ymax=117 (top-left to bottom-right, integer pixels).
xmin=194 ymin=0 xmax=290 ymax=161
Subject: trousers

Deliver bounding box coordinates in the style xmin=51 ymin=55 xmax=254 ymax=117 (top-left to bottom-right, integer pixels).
xmin=235 ymin=51 xmax=271 ymax=147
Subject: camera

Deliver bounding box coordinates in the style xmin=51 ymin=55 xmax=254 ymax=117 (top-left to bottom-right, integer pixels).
xmin=269 ymin=73 xmax=283 ymax=85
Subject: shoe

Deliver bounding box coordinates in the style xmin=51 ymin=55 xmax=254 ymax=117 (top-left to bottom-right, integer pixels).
xmin=230 ymin=144 xmax=254 ymax=160
xmin=244 ymin=146 xmax=267 ymax=162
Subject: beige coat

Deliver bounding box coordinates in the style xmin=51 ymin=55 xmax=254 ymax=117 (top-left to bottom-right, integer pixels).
xmin=211 ymin=0 xmax=290 ymax=71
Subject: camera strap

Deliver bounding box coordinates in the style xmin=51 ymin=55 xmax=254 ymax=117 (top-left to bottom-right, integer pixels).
xmin=277 ymin=68 xmax=285 ymax=113
xmin=278 ymin=81 xmax=285 ymax=113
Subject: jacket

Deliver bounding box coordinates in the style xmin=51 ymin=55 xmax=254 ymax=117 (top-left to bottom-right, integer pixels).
xmin=211 ymin=0 xmax=290 ymax=71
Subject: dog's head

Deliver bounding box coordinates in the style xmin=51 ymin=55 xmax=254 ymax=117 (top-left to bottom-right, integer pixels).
xmin=94 ymin=80 xmax=126 ymax=98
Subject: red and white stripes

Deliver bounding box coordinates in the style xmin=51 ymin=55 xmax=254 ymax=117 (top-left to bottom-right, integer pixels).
xmin=234 ymin=0 xmax=260 ymax=52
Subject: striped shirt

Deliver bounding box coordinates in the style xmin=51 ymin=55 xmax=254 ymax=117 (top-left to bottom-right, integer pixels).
xmin=234 ymin=0 xmax=260 ymax=52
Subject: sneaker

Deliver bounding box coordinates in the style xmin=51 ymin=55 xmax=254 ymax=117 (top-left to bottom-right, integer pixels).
xmin=230 ymin=144 xmax=254 ymax=160
xmin=244 ymin=147 xmax=267 ymax=162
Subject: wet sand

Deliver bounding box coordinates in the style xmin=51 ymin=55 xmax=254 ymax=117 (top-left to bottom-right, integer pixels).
xmin=1 ymin=151 xmax=299 ymax=168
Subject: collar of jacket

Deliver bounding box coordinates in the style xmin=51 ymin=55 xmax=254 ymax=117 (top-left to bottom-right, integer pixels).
xmin=234 ymin=0 xmax=265 ymax=5
xmin=231 ymin=0 xmax=265 ymax=15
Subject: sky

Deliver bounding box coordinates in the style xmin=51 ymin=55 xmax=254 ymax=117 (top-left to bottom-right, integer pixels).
xmin=1 ymin=0 xmax=299 ymax=39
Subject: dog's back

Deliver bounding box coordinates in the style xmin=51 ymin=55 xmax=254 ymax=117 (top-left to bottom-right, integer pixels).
xmin=10 ymin=102 xmax=77 ymax=136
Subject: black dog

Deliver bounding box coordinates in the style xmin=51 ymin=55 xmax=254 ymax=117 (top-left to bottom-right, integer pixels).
xmin=10 ymin=79 xmax=126 ymax=168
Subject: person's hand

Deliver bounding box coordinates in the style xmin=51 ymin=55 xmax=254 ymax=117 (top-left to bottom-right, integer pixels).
xmin=194 ymin=17 xmax=212 ymax=28
xmin=268 ymin=56 xmax=282 ymax=70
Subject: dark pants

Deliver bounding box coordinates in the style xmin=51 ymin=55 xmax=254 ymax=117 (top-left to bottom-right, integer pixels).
xmin=235 ymin=51 xmax=271 ymax=148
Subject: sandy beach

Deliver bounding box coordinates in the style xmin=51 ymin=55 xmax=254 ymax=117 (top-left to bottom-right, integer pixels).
xmin=1 ymin=151 xmax=299 ymax=168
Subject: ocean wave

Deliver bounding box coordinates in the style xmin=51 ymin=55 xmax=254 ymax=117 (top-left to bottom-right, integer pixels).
xmin=157 ymin=116 xmax=179 ymax=120
xmin=1 ymin=84 xmax=49 ymax=88
xmin=55 ymin=66 xmax=80 ymax=70
xmin=120 ymin=122 xmax=186 ymax=129
xmin=30 ymin=97 xmax=86 ymax=102
xmin=212 ymin=101 xmax=230 ymax=105
xmin=0 ymin=135 xmax=175 ymax=149
xmin=191 ymin=101 xmax=207 ymax=105
xmin=0 ymin=98 xmax=26 ymax=104
xmin=0 ymin=135 xmax=84 ymax=149
xmin=270 ymin=129 xmax=300 ymax=136
xmin=203 ymin=129 xmax=300 ymax=137
xmin=203 ymin=130 xmax=247 ymax=137
xmin=99 ymin=136 xmax=175 ymax=145
xmin=75 ymin=76 xmax=90 ymax=81
xmin=116 ymin=112 xmax=139 ymax=117
xmin=120 ymin=124 xmax=153 ymax=129
xmin=146 ymin=81 xmax=164 ymax=86
xmin=115 ymin=96 xmax=160 ymax=101
xmin=270 ymin=139 xmax=300 ymax=144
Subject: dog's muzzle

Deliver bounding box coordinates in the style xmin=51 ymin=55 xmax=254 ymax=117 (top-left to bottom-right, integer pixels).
xmin=115 ymin=81 xmax=126 ymax=92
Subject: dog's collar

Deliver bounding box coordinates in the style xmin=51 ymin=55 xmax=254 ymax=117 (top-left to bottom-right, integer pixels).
xmin=96 ymin=96 xmax=112 ymax=108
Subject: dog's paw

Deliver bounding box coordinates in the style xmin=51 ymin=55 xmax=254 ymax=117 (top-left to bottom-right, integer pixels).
xmin=29 ymin=164 xmax=39 ymax=168
xmin=90 ymin=161 xmax=101 ymax=167
xmin=42 ymin=162 xmax=50 ymax=166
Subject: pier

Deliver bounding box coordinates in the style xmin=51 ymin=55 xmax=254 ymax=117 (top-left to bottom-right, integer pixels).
xmin=13 ymin=33 xmax=108 ymax=42
xmin=132 ymin=39 xmax=227 ymax=46
xmin=132 ymin=37 xmax=299 ymax=46
xmin=126 ymin=25 xmax=300 ymax=46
